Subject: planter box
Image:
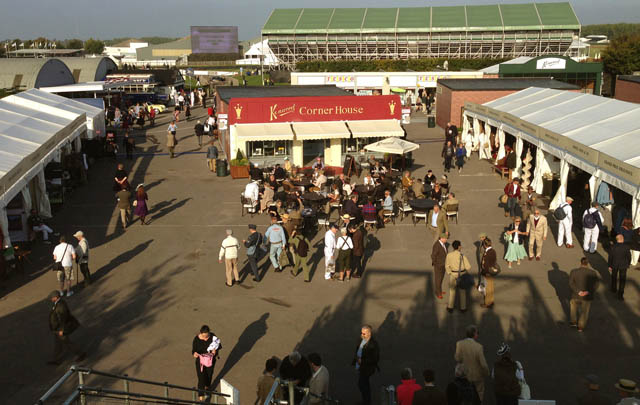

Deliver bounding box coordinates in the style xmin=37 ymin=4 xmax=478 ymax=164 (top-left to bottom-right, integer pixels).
xmin=230 ymin=165 xmax=250 ymax=179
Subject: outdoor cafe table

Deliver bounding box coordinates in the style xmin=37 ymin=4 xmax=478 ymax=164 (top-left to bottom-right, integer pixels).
xmin=408 ymin=199 xmax=437 ymax=212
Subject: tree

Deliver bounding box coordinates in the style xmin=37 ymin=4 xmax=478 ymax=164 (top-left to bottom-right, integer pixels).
xmin=67 ymin=39 xmax=83 ymax=49
xmin=84 ymin=38 xmax=104 ymax=55
xmin=602 ymin=34 xmax=640 ymax=76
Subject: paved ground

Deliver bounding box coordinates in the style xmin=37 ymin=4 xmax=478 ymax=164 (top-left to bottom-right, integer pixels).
xmin=1 ymin=104 xmax=639 ymax=405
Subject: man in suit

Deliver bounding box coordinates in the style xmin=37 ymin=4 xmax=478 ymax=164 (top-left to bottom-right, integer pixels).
xmin=454 ymin=325 xmax=489 ymax=403
xmin=308 ymin=353 xmax=330 ymax=405
xmin=431 ymin=234 xmax=448 ymax=300
xmin=522 ymin=186 xmax=537 ymax=219
xmin=428 ymin=205 xmax=449 ymax=243
xmin=353 ymin=325 xmax=380 ymax=405
xmin=48 ymin=290 xmax=86 ymax=365
xmin=445 ymin=240 xmax=472 ymax=313
xmin=412 ymin=369 xmax=447 ymax=405
xmin=480 ymin=238 xmax=497 ymax=308
xmin=526 ymin=208 xmax=548 ymax=261
xmin=608 ymin=234 xmax=631 ymax=301
xmin=503 ymin=178 xmax=521 ymax=218
xmin=569 ymin=257 xmax=600 ymax=332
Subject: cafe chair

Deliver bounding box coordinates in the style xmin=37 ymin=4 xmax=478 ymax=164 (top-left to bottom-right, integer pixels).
xmin=412 ymin=211 xmax=428 ymax=227
xmin=383 ymin=204 xmax=397 ymax=226
xmin=445 ymin=204 xmax=459 ymax=224
xmin=317 ymin=216 xmax=331 ymax=230
xmin=397 ymin=202 xmax=413 ymax=222
xmin=240 ymin=194 xmax=257 ymax=217
xmin=363 ymin=218 xmax=377 ymax=231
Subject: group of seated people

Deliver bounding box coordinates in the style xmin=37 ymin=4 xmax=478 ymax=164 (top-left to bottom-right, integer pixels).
xmin=401 ymin=169 xmax=451 ymax=203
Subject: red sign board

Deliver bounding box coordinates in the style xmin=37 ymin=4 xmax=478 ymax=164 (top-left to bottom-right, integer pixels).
xmin=228 ymin=95 xmax=402 ymax=125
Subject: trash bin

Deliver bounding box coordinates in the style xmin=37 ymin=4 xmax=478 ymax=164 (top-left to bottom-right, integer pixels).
xmin=427 ymin=115 xmax=436 ymax=128
xmin=216 ymin=159 xmax=228 ymax=177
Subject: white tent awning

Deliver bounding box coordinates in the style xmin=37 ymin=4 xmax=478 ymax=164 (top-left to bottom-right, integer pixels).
xmin=292 ymin=121 xmax=350 ymax=140
xmin=347 ymin=119 xmax=404 ymax=138
xmin=234 ymin=123 xmax=294 ymax=142
xmin=364 ymin=137 xmax=419 ymax=155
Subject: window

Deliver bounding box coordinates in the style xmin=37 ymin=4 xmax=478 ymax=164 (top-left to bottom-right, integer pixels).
xmin=341 ymin=137 xmax=374 ymax=154
xmin=247 ymin=140 xmax=291 ymax=157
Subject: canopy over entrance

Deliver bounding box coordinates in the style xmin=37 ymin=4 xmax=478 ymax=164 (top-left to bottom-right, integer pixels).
xmin=364 ymin=137 xmax=419 ymax=155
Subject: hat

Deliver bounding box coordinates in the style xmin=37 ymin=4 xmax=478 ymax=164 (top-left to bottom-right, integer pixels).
xmin=478 ymin=232 xmax=487 ymax=239
xmin=281 ymin=214 xmax=290 ymax=219
xmin=497 ymin=342 xmax=510 ymax=356
xmin=136 ymin=183 xmax=144 ymax=190
xmin=47 ymin=290 xmax=61 ymax=299
xmin=284 ymin=157 xmax=289 ymax=160
xmin=615 ymin=379 xmax=639 ymax=393
xmin=342 ymin=214 xmax=353 ymax=220
xmin=566 ymin=196 xmax=574 ymax=202
xmin=440 ymin=233 xmax=448 ymax=239
xmin=248 ymin=224 xmax=257 ymax=230
xmin=586 ymin=374 xmax=599 ymax=385
xmin=73 ymin=231 xmax=84 ymax=238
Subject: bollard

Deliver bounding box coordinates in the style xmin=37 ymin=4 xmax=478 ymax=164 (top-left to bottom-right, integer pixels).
xmin=164 ymin=381 xmax=169 ymax=398
xmin=288 ymin=381 xmax=295 ymax=405
xmin=78 ymin=372 xmax=86 ymax=405
xmin=123 ymin=374 xmax=130 ymax=405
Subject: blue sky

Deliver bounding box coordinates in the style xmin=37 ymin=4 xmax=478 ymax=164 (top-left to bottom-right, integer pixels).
xmin=1 ymin=0 xmax=639 ymax=40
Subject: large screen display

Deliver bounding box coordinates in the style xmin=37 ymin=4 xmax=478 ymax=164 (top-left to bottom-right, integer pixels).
xmin=190 ymin=26 xmax=239 ymax=54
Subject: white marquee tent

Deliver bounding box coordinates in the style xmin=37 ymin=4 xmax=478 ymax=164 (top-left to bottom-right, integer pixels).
xmin=0 ymin=99 xmax=86 ymax=248
xmin=463 ymin=87 xmax=640 ymax=263
xmin=3 ymin=88 xmax=105 ymax=139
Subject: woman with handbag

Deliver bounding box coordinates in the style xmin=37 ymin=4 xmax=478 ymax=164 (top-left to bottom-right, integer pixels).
xmin=192 ymin=325 xmax=221 ymax=401
xmin=134 ymin=184 xmax=149 ymax=225
xmin=445 ymin=240 xmax=472 ymax=313
xmin=504 ymin=217 xmax=528 ymax=268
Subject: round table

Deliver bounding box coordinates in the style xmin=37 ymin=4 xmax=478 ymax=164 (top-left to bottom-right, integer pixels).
xmin=292 ymin=179 xmax=312 ymax=188
xmin=408 ymin=199 xmax=437 ymax=212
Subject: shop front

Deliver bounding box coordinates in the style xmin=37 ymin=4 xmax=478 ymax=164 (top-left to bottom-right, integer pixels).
xmin=227 ymin=95 xmax=403 ymax=168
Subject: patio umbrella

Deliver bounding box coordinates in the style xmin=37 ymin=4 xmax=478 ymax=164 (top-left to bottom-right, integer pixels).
xmin=364 ymin=137 xmax=420 ymax=155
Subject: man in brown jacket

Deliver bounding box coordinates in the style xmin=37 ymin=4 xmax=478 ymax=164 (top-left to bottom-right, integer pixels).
xmin=350 ymin=223 xmax=365 ymax=278
xmin=569 ymin=257 xmax=600 ymax=332
xmin=427 ymin=205 xmax=449 ymax=243
xmin=454 ymin=325 xmax=489 ymax=402
xmin=431 ymin=234 xmax=448 ymax=299
xmin=116 ymin=188 xmax=132 ymax=228
xmin=480 ymin=238 xmax=497 ymax=308
xmin=526 ymin=208 xmax=548 ymax=261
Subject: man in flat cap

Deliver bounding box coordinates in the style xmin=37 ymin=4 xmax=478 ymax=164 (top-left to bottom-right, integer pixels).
xmin=243 ymin=224 xmax=262 ymax=282
xmin=47 ymin=290 xmax=85 ymax=365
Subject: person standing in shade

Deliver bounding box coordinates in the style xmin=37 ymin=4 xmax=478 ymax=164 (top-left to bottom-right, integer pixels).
xmin=194 ymin=120 xmax=205 ymax=148
xmin=290 ymin=231 xmax=312 ymax=282
xmin=396 ymin=368 xmax=421 ymax=405
xmin=445 ymin=240 xmax=472 ymax=313
xmin=526 ymin=208 xmax=548 ymax=261
xmin=134 ymin=184 xmax=149 ymax=225
xmin=73 ymin=231 xmax=91 ymax=287
xmin=492 ymin=343 xmax=521 ymax=405
xmin=256 ymin=358 xmax=280 ymax=405
xmin=446 ymin=364 xmax=480 ymax=405
xmin=191 ymin=325 xmax=221 ymax=402
xmin=308 ymin=353 xmax=330 ymax=405
xmin=167 ymin=120 xmax=178 ymax=158
xmin=455 ymin=325 xmax=490 ymax=403
xmin=47 ymin=290 xmax=85 ymax=365
xmin=116 ymin=187 xmax=132 ymax=229
xmin=503 ymin=178 xmax=521 ymax=218
xmin=412 ymin=369 xmax=447 ymax=405
xmin=265 ymin=216 xmax=287 ymax=272
xmin=280 ymin=352 xmax=312 ymax=405
xmin=218 ymin=229 xmax=240 ymax=287
xmin=583 ymin=202 xmax=604 ymax=254
xmin=353 ymin=325 xmax=379 ymax=405
xmin=243 ymin=224 xmax=262 ymax=282
xmin=428 ymin=204 xmax=449 ymax=243
xmin=53 ymin=236 xmax=77 ymax=297
xmin=557 ymin=197 xmax=575 ymax=248
xmin=350 ymin=223 xmax=365 ymax=278
xmin=324 ymin=224 xmax=338 ymax=280
xmin=431 ymin=233 xmax=448 ymax=300
xmin=614 ymin=379 xmax=640 ymax=404
xmin=569 ymin=257 xmax=600 ymax=332
xmin=480 ymin=238 xmax=497 ymax=309
xmin=609 ymin=234 xmax=631 ymax=301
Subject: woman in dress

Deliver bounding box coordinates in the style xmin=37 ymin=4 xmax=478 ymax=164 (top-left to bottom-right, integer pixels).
xmin=113 ymin=163 xmax=130 ymax=192
xmin=192 ymin=325 xmax=220 ymax=402
xmin=134 ymin=184 xmax=149 ymax=225
xmin=504 ymin=216 xmax=528 ymax=268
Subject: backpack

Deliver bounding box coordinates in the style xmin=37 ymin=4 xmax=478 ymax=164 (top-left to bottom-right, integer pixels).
xmin=583 ymin=211 xmax=597 ymax=229
xmin=553 ymin=204 xmax=567 ymax=221
xmin=297 ymin=237 xmax=309 ymax=257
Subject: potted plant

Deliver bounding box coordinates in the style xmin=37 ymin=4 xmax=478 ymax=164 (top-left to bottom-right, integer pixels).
xmin=230 ymin=149 xmax=250 ymax=179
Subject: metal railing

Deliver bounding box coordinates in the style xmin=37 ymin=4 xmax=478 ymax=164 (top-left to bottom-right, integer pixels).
xmin=262 ymin=378 xmax=339 ymax=405
xmin=35 ymin=365 xmax=230 ymax=405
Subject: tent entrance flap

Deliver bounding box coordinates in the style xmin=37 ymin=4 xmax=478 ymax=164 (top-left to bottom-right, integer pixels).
xmin=234 ymin=123 xmax=294 ymax=142
xmin=292 ymin=121 xmax=350 ymax=141
xmin=347 ymin=119 xmax=404 ymax=138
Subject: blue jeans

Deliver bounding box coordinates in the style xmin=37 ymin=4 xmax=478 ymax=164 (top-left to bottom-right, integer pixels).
xmin=269 ymin=244 xmax=282 ymax=269
xmin=507 ymin=197 xmax=517 ymax=217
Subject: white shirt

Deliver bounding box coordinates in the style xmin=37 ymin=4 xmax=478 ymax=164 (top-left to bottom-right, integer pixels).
xmin=431 ymin=211 xmax=439 ymax=227
xmin=561 ymin=203 xmax=573 ymax=224
xmin=324 ymin=230 xmax=337 ymax=256
xmin=207 ymin=116 xmax=216 ymax=127
xmin=336 ymin=236 xmax=354 ymax=250
xmin=219 ymin=236 xmax=240 ymax=260
xmin=53 ymin=243 xmax=76 ymax=268
xmin=364 ymin=176 xmax=374 ymax=186
xmin=178 ymin=95 xmax=185 ymax=103
xmin=244 ymin=182 xmax=259 ymax=202
xmin=583 ymin=207 xmax=604 ymax=225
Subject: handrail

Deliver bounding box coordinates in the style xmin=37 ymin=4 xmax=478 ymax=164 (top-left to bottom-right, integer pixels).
xmin=74 ymin=366 xmax=229 ymax=397
xmin=35 ymin=366 xmax=78 ymax=404
xmin=263 ymin=379 xmax=339 ymax=405
xmin=79 ymin=385 xmax=224 ymax=405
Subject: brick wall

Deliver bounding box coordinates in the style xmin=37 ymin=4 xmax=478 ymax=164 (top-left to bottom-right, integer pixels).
xmin=437 ymin=89 xmax=517 ymax=128
xmin=615 ymin=78 xmax=640 ymax=104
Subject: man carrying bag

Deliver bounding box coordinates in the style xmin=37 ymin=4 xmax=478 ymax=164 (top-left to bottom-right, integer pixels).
xmin=47 ymin=290 xmax=86 ymax=365
xmin=445 ymin=240 xmax=472 ymax=313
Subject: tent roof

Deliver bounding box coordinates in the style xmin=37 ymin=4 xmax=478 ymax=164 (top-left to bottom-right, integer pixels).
xmin=57 ymin=57 xmax=118 ymax=82
xmin=3 ymin=89 xmax=102 ymax=120
xmin=0 ymin=58 xmax=75 ymax=91
xmin=364 ymin=137 xmax=419 ymax=155
xmin=262 ymin=3 xmax=580 ymax=34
